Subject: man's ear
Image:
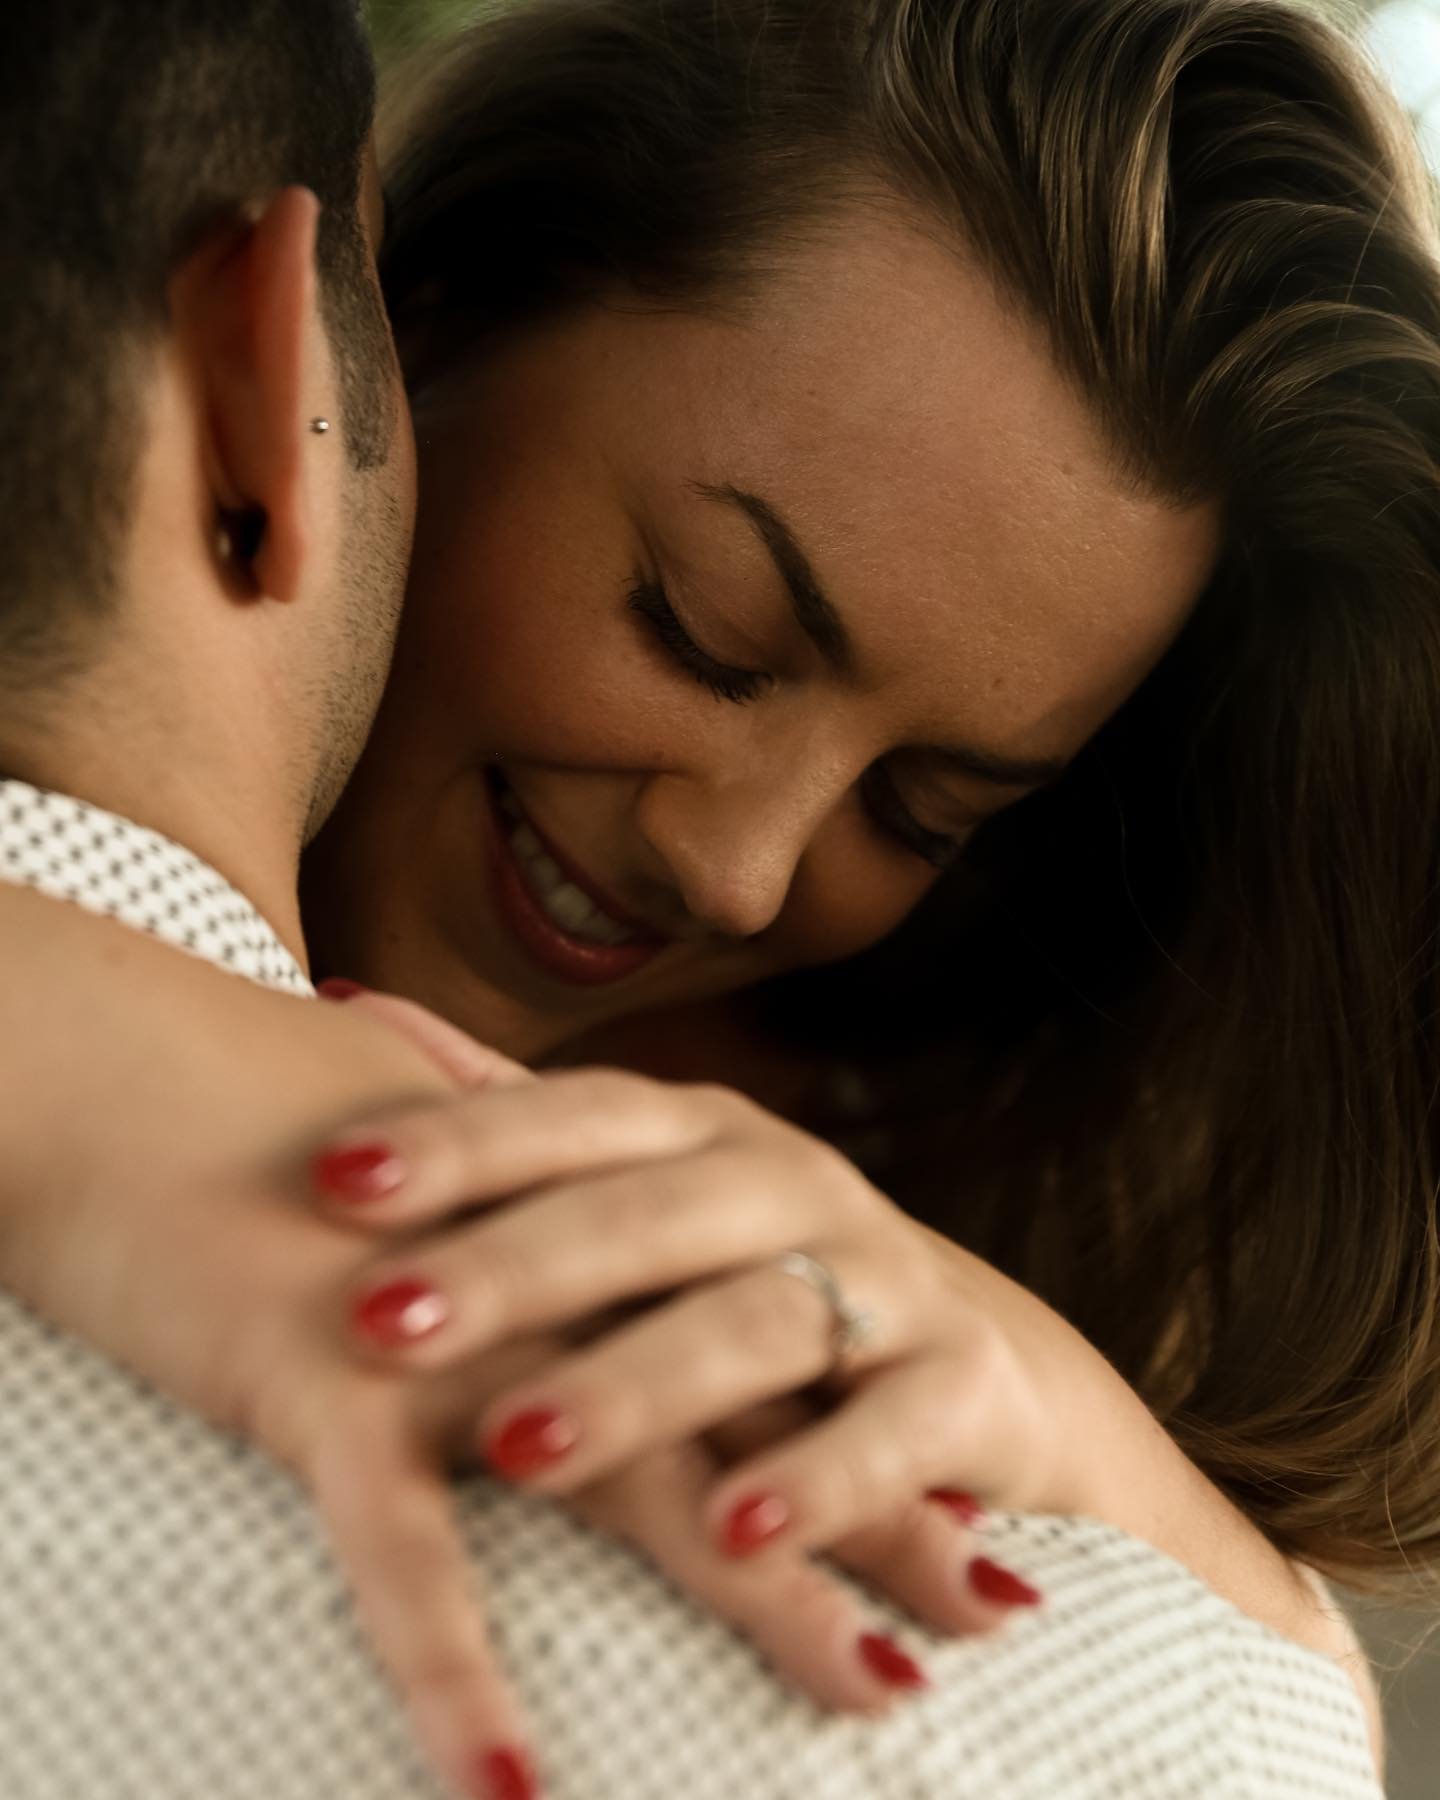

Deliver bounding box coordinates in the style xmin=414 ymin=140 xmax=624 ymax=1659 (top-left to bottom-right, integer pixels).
xmin=180 ymin=186 xmax=328 ymax=605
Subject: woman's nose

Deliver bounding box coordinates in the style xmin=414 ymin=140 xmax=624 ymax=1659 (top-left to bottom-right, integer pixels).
xmin=633 ymin=769 xmax=838 ymax=941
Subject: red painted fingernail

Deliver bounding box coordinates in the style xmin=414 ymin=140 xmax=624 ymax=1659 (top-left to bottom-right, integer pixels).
xmin=719 ymin=1491 xmax=791 ymax=1556
xmin=484 ymin=1407 xmax=581 ymax=1477
xmin=350 ymin=1277 xmax=448 ymax=1347
xmin=311 ymin=1140 xmax=405 ymax=1202
xmin=473 ymin=1743 xmax=539 ymax=1800
xmin=858 ymin=1631 xmax=929 ymax=1690
xmin=927 ymin=1488 xmax=987 ymax=1528
xmin=968 ymin=1555 xmax=1043 ymax=1607
xmin=316 ymin=976 xmax=367 ymax=1001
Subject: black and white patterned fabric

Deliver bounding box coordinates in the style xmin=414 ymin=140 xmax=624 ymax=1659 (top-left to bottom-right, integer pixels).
xmin=0 ymin=787 xmax=1382 ymax=1798
xmin=0 ymin=778 xmax=310 ymax=994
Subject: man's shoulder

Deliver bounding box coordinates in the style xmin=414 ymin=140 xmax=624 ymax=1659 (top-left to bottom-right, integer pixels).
xmin=0 ymin=1287 xmax=1382 ymax=1800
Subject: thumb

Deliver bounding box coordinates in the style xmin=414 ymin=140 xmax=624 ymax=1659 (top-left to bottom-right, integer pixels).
xmin=318 ymin=981 xmax=532 ymax=1091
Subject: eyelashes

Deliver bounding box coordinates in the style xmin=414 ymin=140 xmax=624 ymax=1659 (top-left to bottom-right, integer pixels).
xmin=627 ymin=576 xmax=962 ymax=872
xmin=627 ymin=579 xmax=770 ymax=705
xmin=859 ymin=764 xmax=965 ymax=872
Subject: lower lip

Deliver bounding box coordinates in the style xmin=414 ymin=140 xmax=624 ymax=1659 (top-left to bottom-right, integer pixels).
xmin=484 ymin=779 xmax=668 ymax=988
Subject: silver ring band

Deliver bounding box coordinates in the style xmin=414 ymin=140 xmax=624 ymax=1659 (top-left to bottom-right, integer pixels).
xmin=771 ymin=1249 xmax=878 ymax=1365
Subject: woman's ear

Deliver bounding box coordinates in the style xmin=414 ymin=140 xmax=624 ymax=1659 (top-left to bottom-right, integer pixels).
xmin=178 ymin=185 xmax=326 ymax=605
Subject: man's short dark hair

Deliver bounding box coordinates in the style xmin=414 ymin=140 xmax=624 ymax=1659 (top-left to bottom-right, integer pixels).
xmin=0 ymin=0 xmax=393 ymax=671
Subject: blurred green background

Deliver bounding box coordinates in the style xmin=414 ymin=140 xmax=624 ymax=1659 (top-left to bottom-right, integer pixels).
xmin=366 ymin=0 xmax=489 ymax=60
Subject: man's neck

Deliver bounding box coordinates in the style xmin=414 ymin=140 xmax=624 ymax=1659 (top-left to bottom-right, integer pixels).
xmin=0 ymin=672 xmax=312 ymax=972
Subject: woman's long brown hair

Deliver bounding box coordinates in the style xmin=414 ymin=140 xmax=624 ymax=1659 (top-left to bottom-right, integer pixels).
xmin=379 ymin=0 xmax=1440 ymax=1583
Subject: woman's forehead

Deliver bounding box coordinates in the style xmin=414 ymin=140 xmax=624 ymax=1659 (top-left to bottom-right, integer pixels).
xmin=435 ymin=206 xmax=1219 ymax=764
xmin=638 ymin=212 xmax=1220 ymax=757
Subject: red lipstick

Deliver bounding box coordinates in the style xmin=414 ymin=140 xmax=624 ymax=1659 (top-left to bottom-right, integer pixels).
xmin=484 ymin=774 xmax=669 ymax=987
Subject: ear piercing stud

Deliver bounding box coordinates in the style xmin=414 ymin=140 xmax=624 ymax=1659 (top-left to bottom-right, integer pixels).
xmin=310 ymin=417 xmax=330 ymax=434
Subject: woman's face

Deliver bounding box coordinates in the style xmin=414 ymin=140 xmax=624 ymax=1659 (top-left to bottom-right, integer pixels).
xmin=305 ymin=208 xmax=1219 ymax=1061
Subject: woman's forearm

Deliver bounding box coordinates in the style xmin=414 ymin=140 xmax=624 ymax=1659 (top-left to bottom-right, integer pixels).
xmin=1090 ymin=1396 xmax=1383 ymax=1765
xmin=0 ymin=881 xmax=451 ymax=1329
xmin=1014 ymin=1262 xmax=1382 ymax=1763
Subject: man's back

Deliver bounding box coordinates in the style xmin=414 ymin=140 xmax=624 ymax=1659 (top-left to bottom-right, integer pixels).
xmin=0 ymin=1280 xmax=1378 ymax=1799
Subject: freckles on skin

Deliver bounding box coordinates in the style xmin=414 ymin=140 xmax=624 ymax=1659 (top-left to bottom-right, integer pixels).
xmin=658 ymin=210 xmax=1217 ymax=754
xmin=403 ymin=411 xmax=626 ymax=760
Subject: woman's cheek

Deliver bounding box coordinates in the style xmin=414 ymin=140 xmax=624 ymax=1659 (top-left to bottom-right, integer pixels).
xmin=775 ymin=835 xmax=939 ymax=969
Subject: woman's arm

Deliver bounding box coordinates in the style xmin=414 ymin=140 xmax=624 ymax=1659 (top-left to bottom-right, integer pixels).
xmin=0 ymin=881 xmax=1004 ymax=1789
xmin=0 ymin=878 xmax=455 ymax=1334
xmin=949 ymin=1225 xmax=1382 ymax=1762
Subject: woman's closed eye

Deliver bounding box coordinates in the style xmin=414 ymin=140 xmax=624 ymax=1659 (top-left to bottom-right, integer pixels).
xmin=628 ymin=578 xmax=770 ymax=705
xmin=627 ymin=576 xmax=963 ymax=873
xmin=860 ymin=764 xmax=964 ymax=872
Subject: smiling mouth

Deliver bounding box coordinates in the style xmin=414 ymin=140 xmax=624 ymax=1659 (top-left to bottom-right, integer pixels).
xmin=497 ymin=781 xmax=644 ymax=944
xmin=485 ymin=769 xmax=670 ymax=986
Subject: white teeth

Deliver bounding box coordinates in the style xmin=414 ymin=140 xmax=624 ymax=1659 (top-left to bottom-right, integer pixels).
xmin=510 ymin=822 xmax=542 ymax=857
xmin=546 ymin=880 xmax=601 ymax=934
xmin=497 ymin=786 xmax=642 ymax=948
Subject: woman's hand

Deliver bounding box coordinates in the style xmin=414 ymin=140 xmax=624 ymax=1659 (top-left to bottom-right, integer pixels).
xmin=309 ymin=1053 xmax=1087 ymax=1622
xmin=0 ymin=923 xmax=993 ymax=1800
xmin=306 ymin=1022 xmax=1387 ymax=1767
xmin=289 ymin=993 xmax=1057 ymax=1783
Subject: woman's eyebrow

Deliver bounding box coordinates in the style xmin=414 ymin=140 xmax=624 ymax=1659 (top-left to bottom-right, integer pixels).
xmin=690 ymin=480 xmax=853 ymax=672
xmin=690 ymin=479 xmax=1068 ymax=792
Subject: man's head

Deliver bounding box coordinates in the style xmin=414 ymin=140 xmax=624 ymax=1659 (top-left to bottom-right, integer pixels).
xmin=0 ymin=0 xmax=413 ymax=838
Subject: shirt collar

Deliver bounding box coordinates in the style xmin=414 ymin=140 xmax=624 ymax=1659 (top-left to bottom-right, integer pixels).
xmin=0 ymin=778 xmax=311 ymax=996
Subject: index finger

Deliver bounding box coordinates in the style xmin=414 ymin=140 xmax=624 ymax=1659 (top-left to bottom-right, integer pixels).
xmin=307 ymin=1408 xmax=540 ymax=1800
xmin=308 ymin=1067 xmax=726 ymax=1225
xmin=320 ymin=986 xmax=533 ymax=1092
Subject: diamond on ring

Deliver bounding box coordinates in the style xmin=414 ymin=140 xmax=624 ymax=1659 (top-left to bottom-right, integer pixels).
xmin=771 ymin=1249 xmax=878 ymax=1364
